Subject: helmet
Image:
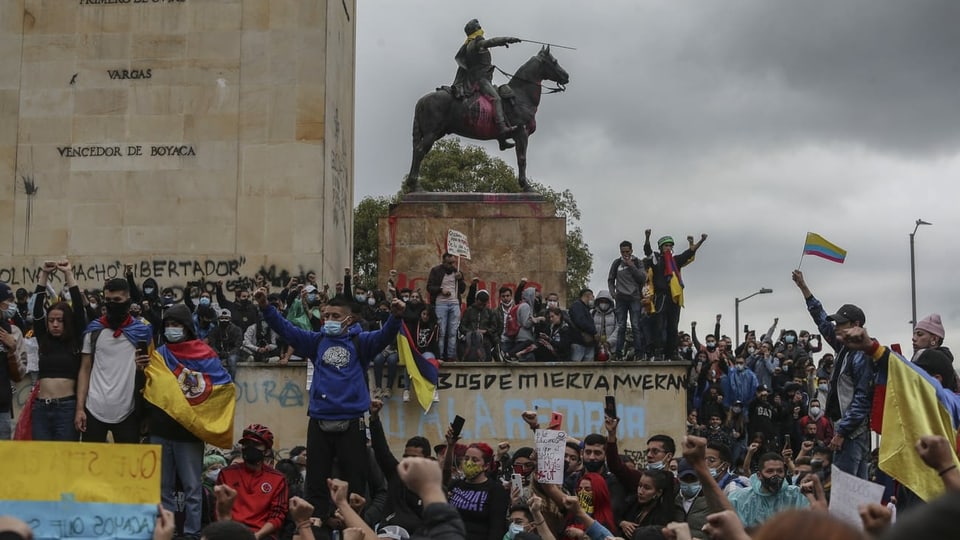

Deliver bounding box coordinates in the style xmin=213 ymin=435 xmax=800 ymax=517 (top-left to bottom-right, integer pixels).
xmin=240 ymin=423 xmax=274 ymax=449
xmin=464 ymin=19 xmax=481 ymax=36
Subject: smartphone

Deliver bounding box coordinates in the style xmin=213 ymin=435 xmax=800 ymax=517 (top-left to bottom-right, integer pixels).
xmin=548 ymin=411 xmax=564 ymax=430
xmin=511 ymin=473 xmax=523 ymax=496
xmin=136 ymin=340 xmax=148 ymax=356
xmin=451 ymin=415 xmax=466 ymax=439
xmin=743 ymin=324 xmax=749 ymax=334
xmin=784 ymin=435 xmax=791 ymax=449
xmin=604 ymin=395 xmax=617 ymax=419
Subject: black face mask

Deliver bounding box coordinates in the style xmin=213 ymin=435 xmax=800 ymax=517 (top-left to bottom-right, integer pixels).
xmin=239 ymin=299 xmax=251 ymax=306
xmin=105 ymin=301 xmax=131 ymax=328
xmin=243 ymin=446 xmax=265 ymax=466
xmin=760 ymin=475 xmax=783 ymax=493
xmin=219 ymin=320 xmax=231 ymax=327
xmin=582 ymin=460 xmax=603 ymax=473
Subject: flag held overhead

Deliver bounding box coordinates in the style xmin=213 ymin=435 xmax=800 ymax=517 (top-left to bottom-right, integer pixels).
xmin=803 ymin=232 xmax=847 ymax=264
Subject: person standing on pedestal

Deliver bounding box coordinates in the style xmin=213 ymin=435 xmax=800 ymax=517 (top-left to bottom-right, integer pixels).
xmin=427 ymin=253 xmax=466 ymax=362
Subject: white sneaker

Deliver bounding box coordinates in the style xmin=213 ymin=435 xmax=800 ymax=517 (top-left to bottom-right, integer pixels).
xmin=373 ymin=387 xmax=383 ymax=399
xmin=432 ymin=389 xmax=440 ymax=403
xmin=383 ymin=388 xmax=392 ymax=399
xmin=402 ymin=390 xmax=410 ymax=403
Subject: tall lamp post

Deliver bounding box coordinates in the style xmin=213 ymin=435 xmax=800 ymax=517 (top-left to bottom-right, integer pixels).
xmin=910 ymin=218 xmax=932 ymax=328
xmin=735 ymin=288 xmax=773 ymax=348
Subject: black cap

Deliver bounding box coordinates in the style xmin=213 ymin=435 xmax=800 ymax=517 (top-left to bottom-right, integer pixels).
xmin=757 ymin=384 xmax=770 ymax=393
xmin=827 ymin=304 xmax=865 ymax=325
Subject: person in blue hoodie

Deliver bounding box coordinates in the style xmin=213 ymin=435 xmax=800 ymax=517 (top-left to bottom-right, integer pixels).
xmin=254 ymin=287 xmax=405 ymax=522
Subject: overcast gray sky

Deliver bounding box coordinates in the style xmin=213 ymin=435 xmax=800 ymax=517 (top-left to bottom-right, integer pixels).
xmin=355 ymin=0 xmax=960 ymax=354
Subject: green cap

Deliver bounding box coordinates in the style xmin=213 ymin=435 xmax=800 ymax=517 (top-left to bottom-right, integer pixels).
xmin=657 ymin=236 xmax=674 ymax=248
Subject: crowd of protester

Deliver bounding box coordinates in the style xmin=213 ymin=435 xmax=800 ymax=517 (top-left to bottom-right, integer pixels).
xmin=1 ymin=248 xmax=959 ymax=540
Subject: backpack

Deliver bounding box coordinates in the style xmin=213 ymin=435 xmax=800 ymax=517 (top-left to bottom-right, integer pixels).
xmin=461 ymin=330 xmax=489 ymax=362
xmin=505 ymin=304 xmax=522 ymax=338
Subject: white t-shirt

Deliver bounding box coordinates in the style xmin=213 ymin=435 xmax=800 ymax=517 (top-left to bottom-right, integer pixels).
xmin=82 ymin=331 xmax=137 ymax=424
xmin=438 ymin=271 xmax=459 ymax=305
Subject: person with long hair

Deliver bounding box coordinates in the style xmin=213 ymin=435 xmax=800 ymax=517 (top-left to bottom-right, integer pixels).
xmin=619 ymin=469 xmax=682 ymax=539
xmin=443 ymin=435 xmax=509 ymax=540
xmin=563 ymin=472 xmax=618 ymax=540
xmin=31 ymin=260 xmax=87 ymax=441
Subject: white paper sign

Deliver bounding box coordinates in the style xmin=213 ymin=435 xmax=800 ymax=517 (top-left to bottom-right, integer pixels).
xmin=828 ymin=465 xmax=886 ymax=528
xmin=446 ymin=229 xmax=471 ymax=259
xmin=535 ymin=429 xmax=567 ymax=485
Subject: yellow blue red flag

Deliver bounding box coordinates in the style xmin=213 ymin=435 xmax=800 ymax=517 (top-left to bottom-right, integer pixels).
xmin=803 ymin=232 xmax=847 ymax=263
xmin=396 ymin=322 xmax=439 ymax=412
xmin=871 ymin=345 xmax=960 ymax=501
xmin=144 ymin=340 xmax=236 ymax=448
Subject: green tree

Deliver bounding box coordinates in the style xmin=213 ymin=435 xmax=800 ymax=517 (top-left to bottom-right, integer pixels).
xmin=354 ymin=138 xmax=592 ymax=301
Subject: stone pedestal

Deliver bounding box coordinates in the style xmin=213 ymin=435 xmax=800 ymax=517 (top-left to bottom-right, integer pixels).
xmin=0 ymin=0 xmax=356 ymax=293
xmin=378 ymin=192 xmax=567 ymax=301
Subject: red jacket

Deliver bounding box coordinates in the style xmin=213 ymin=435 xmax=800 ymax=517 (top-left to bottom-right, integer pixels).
xmin=217 ymin=463 xmax=289 ymax=537
xmin=799 ymin=414 xmax=834 ymax=446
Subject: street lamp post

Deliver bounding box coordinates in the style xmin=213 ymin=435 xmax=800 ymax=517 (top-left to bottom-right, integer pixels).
xmin=735 ymin=288 xmax=773 ymax=348
xmin=910 ymin=218 xmax=932 ymax=328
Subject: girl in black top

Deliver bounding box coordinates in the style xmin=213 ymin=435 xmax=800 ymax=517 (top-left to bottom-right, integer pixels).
xmin=32 ymin=260 xmax=87 ymax=441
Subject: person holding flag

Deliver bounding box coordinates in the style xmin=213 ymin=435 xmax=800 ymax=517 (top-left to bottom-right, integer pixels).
xmin=143 ymin=303 xmax=236 ymax=539
xmin=644 ymin=231 xmax=708 ymax=360
xmin=834 ymin=325 xmax=960 ymax=502
xmin=253 ymin=286 xmax=405 ymax=522
xmin=791 ymin=270 xmax=874 ymax=479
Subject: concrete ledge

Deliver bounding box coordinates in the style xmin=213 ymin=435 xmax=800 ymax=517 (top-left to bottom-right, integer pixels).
xmin=401 ymin=191 xmax=546 ymax=204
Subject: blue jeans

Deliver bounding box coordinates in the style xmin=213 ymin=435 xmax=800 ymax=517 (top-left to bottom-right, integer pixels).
xmin=833 ymin=426 xmax=870 ymax=479
xmin=569 ymin=343 xmax=595 ymax=362
xmin=434 ymin=303 xmax=461 ymax=360
xmin=373 ymin=350 xmax=398 ymax=389
xmin=222 ymin=352 xmax=238 ymax=381
xmin=32 ymin=396 xmax=80 ymax=441
xmin=151 ymin=435 xmax=204 ymax=536
xmin=614 ymin=295 xmax=644 ymax=356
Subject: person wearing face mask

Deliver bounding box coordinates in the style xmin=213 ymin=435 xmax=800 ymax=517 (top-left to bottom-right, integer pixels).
xmin=206 ymin=309 xmax=243 ymax=379
xmin=728 ymin=453 xmax=810 ymax=527
xmin=426 ymin=253 xmax=467 ymax=362
xmin=674 ymin=459 xmax=709 ymax=539
xmin=441 ymin=437 xmax=509 ymax=540
xmin=215 ymin=285 xmax=259 ymax=332
xmin=144 ymin=303 xmax=235 ymax=539
xmin=590 ymin=291 xmax=616 ymax=362
xmin=216 ymin=424 xmax=289 ymax=539
xmin=459 ymin=287 xmax=501 ymax=362
xmin=201 ymin=453 xmax=228 ymax=525
xmin=257 ymin=288 xmax=405 ymax=524
xmin=76 ymin=278 xmax=153 ymax=443
xmin=798 ymin=398 xmax=834 ymax=448
xmin=723 ymin=357 xmax=759 ymax=412
xmin=705 ymin=442 xmax=750 ymax=496
xmin=0 ymin=282 xmax=27 ymax=440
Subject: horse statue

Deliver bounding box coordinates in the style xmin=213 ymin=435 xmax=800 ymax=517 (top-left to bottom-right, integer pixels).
xmin=405 ymin=46 xmax=570 ymax=192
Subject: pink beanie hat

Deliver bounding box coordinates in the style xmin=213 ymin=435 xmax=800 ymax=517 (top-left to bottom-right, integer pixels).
xmin=916 ymin=313 xmax=945 ymax=339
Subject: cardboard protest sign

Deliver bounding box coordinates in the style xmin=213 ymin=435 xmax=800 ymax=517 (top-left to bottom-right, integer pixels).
xmin=0 ymin=441 xmax=161 ymax=539
xmin=829 ymin=465 xmax=885 ymax=529
xmin=535 ymin=429 xmax=567 ymax=484
xmin=446 ymin=230 xmax=471 ymax=260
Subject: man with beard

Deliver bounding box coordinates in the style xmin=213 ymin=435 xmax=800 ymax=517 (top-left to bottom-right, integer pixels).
xmin=728 ymin=453 xmax=812 ymax=527
xmin=76 ymin=278 xmax=153 ymax=443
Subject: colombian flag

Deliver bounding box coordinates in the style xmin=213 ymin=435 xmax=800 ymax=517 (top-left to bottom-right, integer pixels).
xmin=802 ymin=232 xmax=847 ymax=263
xmin=871 ymin=345 xmax=960 ymax=501
xmin=396 ymin=322 xmax=439 ymax=412
xmin=663 ymin=251 xmax=685 ymax=307
xmin=144 ymin=341 xmax=236 ymax=448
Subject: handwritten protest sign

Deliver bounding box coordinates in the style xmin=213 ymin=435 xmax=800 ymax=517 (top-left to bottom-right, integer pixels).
xmin=0 ymin=441 xmax=161 ymax=539
xmin=828 ymin=465 xmax=885 ymax=528
xmin=446 ymin=229 xmax=471 ymax=260
xmin=535 ymin=429 xmax=567 ymax=484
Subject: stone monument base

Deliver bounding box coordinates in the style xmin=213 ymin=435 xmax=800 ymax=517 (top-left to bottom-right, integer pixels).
xmin=378 ymin=192 xmax=567 ymax=300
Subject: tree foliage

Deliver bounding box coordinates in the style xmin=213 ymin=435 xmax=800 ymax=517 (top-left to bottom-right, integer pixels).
xmin=354 ymin=138 xmax=592 ymax=302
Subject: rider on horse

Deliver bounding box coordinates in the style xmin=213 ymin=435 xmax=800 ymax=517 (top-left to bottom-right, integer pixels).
xmin=453 ymin=19 xmax=521 ymax=137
